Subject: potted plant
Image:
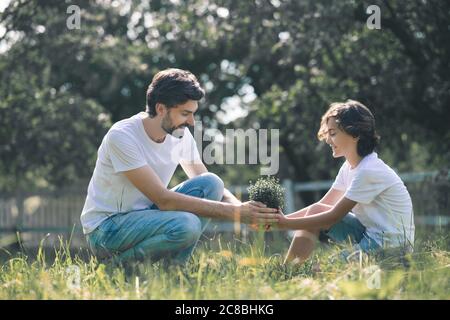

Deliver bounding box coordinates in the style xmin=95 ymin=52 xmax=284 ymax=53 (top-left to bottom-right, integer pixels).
xmin=248 ymin=176 xmax=285 ymax=231
xmin=248 ymin=176 xmax=285 ymax=210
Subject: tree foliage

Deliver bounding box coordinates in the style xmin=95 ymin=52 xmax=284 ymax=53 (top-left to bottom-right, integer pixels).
xmin=1 ymin=0 xmax=448 ymax=191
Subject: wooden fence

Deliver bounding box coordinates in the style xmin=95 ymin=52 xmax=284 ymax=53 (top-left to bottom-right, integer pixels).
xmin=0 ymin=170 xmax=448 ymax=249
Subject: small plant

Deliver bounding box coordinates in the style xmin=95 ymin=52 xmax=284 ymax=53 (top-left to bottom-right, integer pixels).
xmin=247 ymin=176 xmax=285 ymax=210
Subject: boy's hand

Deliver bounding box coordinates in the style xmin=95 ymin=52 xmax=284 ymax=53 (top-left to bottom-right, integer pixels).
xmin=266 ymin=208 xmax=289 ymax=231
xmin=275 ymin=208 xmax=291 ymax=230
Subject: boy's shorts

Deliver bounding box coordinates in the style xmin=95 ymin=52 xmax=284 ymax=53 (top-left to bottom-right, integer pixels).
xmin=321 ymin=212 xmax=381 ymax=253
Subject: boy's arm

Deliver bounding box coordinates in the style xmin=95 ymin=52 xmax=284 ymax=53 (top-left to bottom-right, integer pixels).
xmin=318 ymin=188 xmax=345 ymax=206
xmin=278 ymin=197 xmax=356 ymax=230
xmin=283 ymin=188 xmax=344 ymax=218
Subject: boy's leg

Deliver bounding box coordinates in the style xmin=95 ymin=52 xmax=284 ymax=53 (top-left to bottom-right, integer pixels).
xmin=322 ymin=212 xmax=367 ymax=261
xmin=284 ymin=203 xmax=332 ymax=265
xmin=323 ymin=212 xmax=366 ymax=244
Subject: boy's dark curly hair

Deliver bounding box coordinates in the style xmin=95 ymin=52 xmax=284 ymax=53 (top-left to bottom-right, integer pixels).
xmin=317 ymin=100 xmax=380 ymax=157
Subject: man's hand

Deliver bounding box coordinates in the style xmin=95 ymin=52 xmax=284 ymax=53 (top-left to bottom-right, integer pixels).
xmin=234 ymin=201 xmax=280 ymax=225
xmin=253 ymin=209 xmax=286 ymax=231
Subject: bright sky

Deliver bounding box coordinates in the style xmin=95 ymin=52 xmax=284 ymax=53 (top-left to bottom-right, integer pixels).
xmin=0 ymin=0 xmax=12 ymax=53
xmin=0 ymin=0 xmax=11 ymax=13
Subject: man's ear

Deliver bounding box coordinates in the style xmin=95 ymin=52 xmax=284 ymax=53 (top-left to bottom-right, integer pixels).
xmin=155 ymin=103 xmax=167 ymax=116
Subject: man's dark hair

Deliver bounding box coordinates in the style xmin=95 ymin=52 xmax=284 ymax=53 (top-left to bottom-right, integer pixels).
xmin=318 ymin=100 xmax=380 ymax=157
xmin=145 ymin=68 xmax=205 ymax=117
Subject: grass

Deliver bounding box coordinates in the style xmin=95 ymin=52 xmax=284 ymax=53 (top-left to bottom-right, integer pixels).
xmin=0 ymin=228 xmax=449 ymax=300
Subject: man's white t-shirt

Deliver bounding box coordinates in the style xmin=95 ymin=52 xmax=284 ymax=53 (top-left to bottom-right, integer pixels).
xmin=80 ymin=112 xmax=201 ymax=234
xmin=331 ymin=152 xmax=415 ymax=249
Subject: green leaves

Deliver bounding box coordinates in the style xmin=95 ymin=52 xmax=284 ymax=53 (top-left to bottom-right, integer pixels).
xmin=248 ymin=176 xmax=285 ymax=210
xmin=1 ymin=0 xmax=449 ymax=191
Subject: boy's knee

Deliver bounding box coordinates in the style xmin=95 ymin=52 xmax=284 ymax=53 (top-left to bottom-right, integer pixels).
xmin=294 ymin=230 xmax=318 ymax=242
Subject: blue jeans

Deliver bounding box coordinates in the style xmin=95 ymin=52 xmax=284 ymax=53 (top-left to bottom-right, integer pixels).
xmin=322 ymin=212 xmax=381 ymax=253
xmin=86 ymin=172 xmax=224 ymax=265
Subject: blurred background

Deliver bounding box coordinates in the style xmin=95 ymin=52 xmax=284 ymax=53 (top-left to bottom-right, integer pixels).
xmin=0 ymin=0 xmax=449 ymax=253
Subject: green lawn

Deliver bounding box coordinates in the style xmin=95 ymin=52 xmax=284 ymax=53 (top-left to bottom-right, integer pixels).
xmin=0 ymin=228 xmax=449 ymax=300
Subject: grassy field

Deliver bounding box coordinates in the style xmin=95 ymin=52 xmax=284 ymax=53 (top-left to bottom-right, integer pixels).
xmin=0 ymin=228 xmax=449 ymax=300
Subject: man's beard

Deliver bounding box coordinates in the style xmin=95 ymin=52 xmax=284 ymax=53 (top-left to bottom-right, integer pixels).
xmin=162 ymin=114 xmax=187 ymax=139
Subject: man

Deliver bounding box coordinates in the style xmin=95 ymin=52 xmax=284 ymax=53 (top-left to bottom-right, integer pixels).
xmin=81 ymin=68 xmax=279 ymax=265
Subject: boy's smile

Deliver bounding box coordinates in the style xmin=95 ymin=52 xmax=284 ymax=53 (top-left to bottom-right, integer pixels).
xmin=325 ymin=117 xmax=358 ymax=159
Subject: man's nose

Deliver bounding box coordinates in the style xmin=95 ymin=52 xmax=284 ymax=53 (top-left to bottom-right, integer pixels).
xmin=325 ymin=134 xmax=331 ymax=145
xmin=187 ymin=114 xmax=195 ymax=127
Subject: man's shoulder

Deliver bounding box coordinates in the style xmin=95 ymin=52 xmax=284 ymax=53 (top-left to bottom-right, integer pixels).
xmin=107 ymin=114 xmax=141 ymax=138
xmin=111 ymin=114 xmax=140 ymax=130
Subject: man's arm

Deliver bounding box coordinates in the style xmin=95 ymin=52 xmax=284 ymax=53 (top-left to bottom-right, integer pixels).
xmin=123 ymin=165 xmax=279 ymax=224
xmin=180 ymin=160 xmax=241 ymax=205
xmin=179 ymin=160 xmax=207 ymax=179
xmin=221 ymin=188 xmax=241 ymax=205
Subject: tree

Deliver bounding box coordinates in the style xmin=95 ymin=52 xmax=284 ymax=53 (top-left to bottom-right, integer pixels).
xmin=1 ymin=0 xmax=448 ymax=193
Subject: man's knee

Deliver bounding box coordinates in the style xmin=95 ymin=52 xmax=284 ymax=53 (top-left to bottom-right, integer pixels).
xmin=169 ymin=212 xmax=202 ymax=246
xmin=198 ymin=172 xmax=224 ymax=201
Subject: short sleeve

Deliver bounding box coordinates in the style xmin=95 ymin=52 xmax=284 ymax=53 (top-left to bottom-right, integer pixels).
xmin=180 ymin=128 xmax=202 ymax=163
xmin=331 ymin=163 xmax=347 ymax=191
xmin=344 ymin=169 xmax=388 ymax=204
xmin=106 ymin=130 xmax=147 ymax=173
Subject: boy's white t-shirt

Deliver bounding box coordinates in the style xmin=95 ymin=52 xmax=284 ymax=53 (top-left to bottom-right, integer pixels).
xmin=80 ymin=112 xmax=201 ymax=234
xmin=331 ymin=152 xmax=415 ymax=249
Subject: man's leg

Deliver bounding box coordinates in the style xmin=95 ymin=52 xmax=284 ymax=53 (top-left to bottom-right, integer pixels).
xmin=88 ymin=172 xmax=225 ymax=266
xmin=87 ymin=210 xmax=203 ymax=265
xmin=167 ymin=172 xmax=224 ymax=263
xmin=284 ymin=203 xmax=333 ymax=265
